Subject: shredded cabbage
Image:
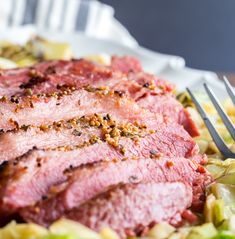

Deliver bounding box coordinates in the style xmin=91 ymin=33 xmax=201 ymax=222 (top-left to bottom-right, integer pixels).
xmin=0 ymin=37 xmax=72 ymax=68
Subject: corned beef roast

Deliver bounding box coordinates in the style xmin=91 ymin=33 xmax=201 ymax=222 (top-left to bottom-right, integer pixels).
xmin=0 ymin=56 xmax=211 ymax=238
xmin=65 ymin=182 xmax=192 ymax=238
xmin=20 ymin=157 xmax=211 ymax=227
xmin=0 ymin=122 xmax=198 ymax=212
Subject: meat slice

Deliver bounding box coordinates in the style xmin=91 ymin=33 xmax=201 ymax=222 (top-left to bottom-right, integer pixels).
xmin=109 ymin=56 xmax=198 ymax=136
xmin=110 ymin=55 xmax=143 ymax=73
xmin=179 ymin=108 xmax=200 ymax=137
xmin=0 ymin=88 xmax=159 ymax=131
xmin=0 ymin=122 xmax=100 ymax=162
xmin=0 ymin=57 xmax=198 ymax=136
xmin=0 ymin=56 xmax=203 ymax=231
xmin=0 ymin=59 xmax=173 ymax=131
xmin=137 ymin=94 xmax=200 ymax=137
xmin=0 ymin=58 xmax=170 ymax=98
xmin=9 ymin=57 xmax=171 ymax=102
xmin=20 ymin=157 xmax=212 ymax=226
xmin=0 ymin=122 xmax=199 ymax=212
xmin=0 ymin=102 xmax=198 ymax=163
xmin=0 ymin=60 xmax=72 ymax=97
xmin=65 ymin=182 xmax=192 ymax=238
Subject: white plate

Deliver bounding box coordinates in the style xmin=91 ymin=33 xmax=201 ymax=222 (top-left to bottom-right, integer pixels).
xmin=0 ymin=28 xmax=185 ymax=72
xmin=0 ymin=28 xmax=230 ymax=100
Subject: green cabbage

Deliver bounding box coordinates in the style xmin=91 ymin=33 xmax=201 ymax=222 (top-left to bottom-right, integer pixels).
xmin=43 ymin=235 xmax=75 ymax=239
xmin=0 ymin=221 xmax=48 ymax=239
xmin=186 ymin=223 xmax=217 ymax=239
xmin=49 ymin=219 xmax=101 ymax=239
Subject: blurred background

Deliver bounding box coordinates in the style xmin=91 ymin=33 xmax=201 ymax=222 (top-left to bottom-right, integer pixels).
xmin=0 ymin=0 xmax=234 ymax=73
xmin=100 ymin=0 xmax=235 ymax=72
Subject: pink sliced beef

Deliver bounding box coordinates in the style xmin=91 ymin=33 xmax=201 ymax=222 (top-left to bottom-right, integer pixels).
xmin=0 ymin=89 xmax=160 ymax=131
xmin=0 ymin=60 xmax=72 ymax=96
xmin=0 ymin=87 xmax=198 ymax=162
xmin=0 ymin=57 xmax=198 ymax=136
xmin=110 ymin=55 xmax=143 ymax=73
xmin=0 ymin=56 xmax=206 ymax=232
xmin=0 ymin=124 xmax=199 ymax=212
xmin=0 ymin=124 xmax=100 ymax=162
xmin=20 ymin=157 xmax=212 ymax=226
xmin=66 ymin=182 xmax=192 ymax=238
xmin=0 ymin=59 xmax=170 ymax=98
xmin=137 ymin=94 xmax=199 ymax=137
xmin=0 ymin=108 xmax=198 ymax=163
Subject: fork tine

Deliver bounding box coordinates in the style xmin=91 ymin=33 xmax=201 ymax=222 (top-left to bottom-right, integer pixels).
xmin=203 ymin=83 xmax=235 ymax=140
xmin=186 ymin=87 xmax=235 ymax=158
xmin=223 ymin=76 xmax=235 ymax=105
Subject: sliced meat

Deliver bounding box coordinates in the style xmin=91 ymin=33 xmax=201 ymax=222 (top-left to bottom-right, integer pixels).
xmin=0 ymin=123 xmax=199 ymax=212
xmin=110 ymin=55 xmax=143 ymax=73
xmin=65 ymin=182 xmax=192 ymax=238
xmin=0 ymin=87 xmax=199 ymax=163
xmin=2 ymin=57 xmax=170 ymax=96
xmin=0 ymin=103 xmax=198 ymax=163
xmin=0 ymin=57 xmax=198 ymax=136
xmin=0 ymin=59 xmax=170 ymax=97
xmin=0 ymin=121 xmax=100 ymax=162
xmin=137 ymin=94 xmax=200 ymax=137
xmin=110 ymin=57 xmax=198 ymax=137
xmin=0 ymin=60 xmax=72 ymax=96
xmin=20 ymin=157 xmax=212 ymax=226
xmin=179 ymin=108 xmax=200 ymax=137
xmin=0 ymin=56 xmax=206 ymax=230
xmin=0 ymin=144 xmax=118 ymax=213
xmin=0 ymin=89 xmax=159 ymax=131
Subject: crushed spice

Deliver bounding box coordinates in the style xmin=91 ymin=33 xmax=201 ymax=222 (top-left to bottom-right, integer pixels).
xmin=0 ymin=96 xmax=7 ymax=102
xmin=10 ymin=96 xmax=20 ymax=104
xmin=142 ymin=80 xmax=156 ymax=90
xmin=72 ymin=129 xmax=82 ymax=136
xmin=41 ymin=195 xmax=48 ymax=200
xmin=149 ymin=149 xmax=162 ymax=159
xmin=39 ymin=125 xmax=50 ymax=132
xmin=20 ymin=125 xmax=30 ymax=131
xmin=166 ymin=161 xmax=174 ymax=168
xmin=19 ymin=75 xmax=46 ymax=89
xmin=9 ymin=118 xmax=19 ymax=129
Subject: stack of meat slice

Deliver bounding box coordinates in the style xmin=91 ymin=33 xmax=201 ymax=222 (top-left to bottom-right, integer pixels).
xmin=0 ymin=56 xmax=211 ymax=238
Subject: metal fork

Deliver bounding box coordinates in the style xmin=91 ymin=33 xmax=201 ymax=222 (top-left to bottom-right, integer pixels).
xmin=186 ymin=76 xmax=235 ymax=159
